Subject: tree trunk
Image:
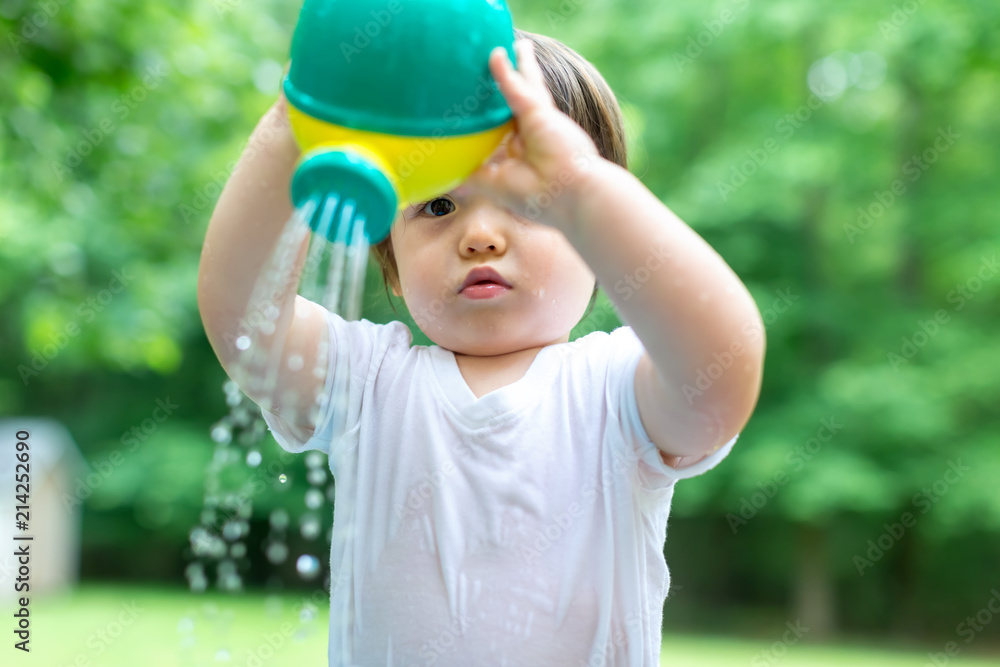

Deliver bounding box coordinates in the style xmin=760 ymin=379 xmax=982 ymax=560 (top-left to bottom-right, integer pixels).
xmin=793 ymin=522 xmax=836 ymax=639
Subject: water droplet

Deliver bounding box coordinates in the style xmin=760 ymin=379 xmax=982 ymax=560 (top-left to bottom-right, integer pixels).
xmin=278 ymin=474 xmax=288 ymax=484
xmin=305 ymin=488 xmax=324 ymax=509
xmin=287 ymin=354 xmax=304 ymax=371
xmin=307 ymin=468 xmax=327 ymax=485
xmin=189 ymin=528 xmax=211 ymax=555
xmin=296 ymin=554 xmax=321 ymax=579
xmin=246 ymin=450 xmax=262 ymax=467
xmin=221 ymin=573 xmax=242 ymax=591
xmin=222 ymin=521 xmax=242 ymax=541
xmin=211 ymin=424 xmax=232 ymax=444
xmin=300 ymin=513 xmax=321 ymax=540
xmin=266 ymin=542 xmax=288 ymax=564
xmin=305 ymin=451 xmax=325 ymax=469
xmin=269 ymin=509 xmax=289 ymax=530
xmin=235 ymin=336 xmax=251 ymax=351
xmin=232 ymin=407 xmax=251 ymax=427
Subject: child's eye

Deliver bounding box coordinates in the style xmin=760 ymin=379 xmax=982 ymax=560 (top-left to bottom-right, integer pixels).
xmin=415 ymin=197 xmax=456 ymax=218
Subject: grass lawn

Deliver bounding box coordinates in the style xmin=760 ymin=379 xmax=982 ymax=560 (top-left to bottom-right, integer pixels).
xmin=7 ymin=584 xmax=998 ymax=666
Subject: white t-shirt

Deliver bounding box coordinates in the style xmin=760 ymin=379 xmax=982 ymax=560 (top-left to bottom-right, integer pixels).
xmin=262 ymin=308 xmax=737 ymax=667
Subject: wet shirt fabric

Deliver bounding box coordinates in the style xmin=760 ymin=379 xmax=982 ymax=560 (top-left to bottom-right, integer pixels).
xmin=262 ymin=308 xmax=737 ymax=667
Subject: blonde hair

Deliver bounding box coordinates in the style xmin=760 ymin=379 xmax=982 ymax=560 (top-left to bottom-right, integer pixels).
xmin=371 ymin=29 xmax=629 ymax=319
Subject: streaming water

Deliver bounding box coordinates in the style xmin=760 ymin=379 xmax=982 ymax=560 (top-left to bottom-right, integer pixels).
xmin=185 ymin=192 xmax=372 ymax=659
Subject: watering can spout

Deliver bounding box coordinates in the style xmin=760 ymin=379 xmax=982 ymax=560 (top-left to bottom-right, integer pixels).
xmin=291 ymin=147 xmax=398 ymax=244
xmin=283 ymin=0 xmax=518 ymax=243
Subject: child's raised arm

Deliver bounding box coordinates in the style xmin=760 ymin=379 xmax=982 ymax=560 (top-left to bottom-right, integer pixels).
xmin=197 ymin=94 xmax=330 ymax=441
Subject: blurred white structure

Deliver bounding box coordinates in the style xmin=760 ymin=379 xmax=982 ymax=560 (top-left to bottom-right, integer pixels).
xmin=0 ymin=418 xmax=89 ymax=600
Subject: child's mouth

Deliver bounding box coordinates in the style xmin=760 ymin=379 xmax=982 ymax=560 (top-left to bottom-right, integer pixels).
xmin=460 ymin=282 xmax=511 ymax=299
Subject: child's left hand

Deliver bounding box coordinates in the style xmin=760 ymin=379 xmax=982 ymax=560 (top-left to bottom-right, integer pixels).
xmin=461 ymin=39 xmax=603 ymax=233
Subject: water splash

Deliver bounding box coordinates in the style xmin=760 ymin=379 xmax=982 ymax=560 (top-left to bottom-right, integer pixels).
xmin=296 ymin=554 xmax=321 ymax=579
xmin=186 ymin=191 xmax=372 ymax=658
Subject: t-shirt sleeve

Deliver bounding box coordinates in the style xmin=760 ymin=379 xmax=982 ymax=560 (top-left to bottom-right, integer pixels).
xmin=260 ymin=307 xmax=411 ymax=456
xmin=607 ymin=325 xmax=738 ymax=495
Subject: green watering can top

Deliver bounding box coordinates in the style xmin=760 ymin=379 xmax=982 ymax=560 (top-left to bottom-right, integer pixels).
xmin=284 ymin=0 xmax=517 ymax=138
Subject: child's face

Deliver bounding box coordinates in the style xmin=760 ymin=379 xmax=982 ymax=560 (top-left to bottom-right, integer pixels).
xmin=389 ymin=183 xmax=596 ymax=355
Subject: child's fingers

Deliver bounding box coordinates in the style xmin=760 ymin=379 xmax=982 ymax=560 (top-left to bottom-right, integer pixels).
xmin=515 ymin=40 xmax=548 ymax=93
xmin=465 ymin=157 xmax=541 ymax=213
xmin=489 ymin=45 xmax=551 ymax=118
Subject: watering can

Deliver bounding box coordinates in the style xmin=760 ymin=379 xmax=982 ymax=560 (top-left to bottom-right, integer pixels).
xmin=283 ymin=0 xmax=518 ymax=244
